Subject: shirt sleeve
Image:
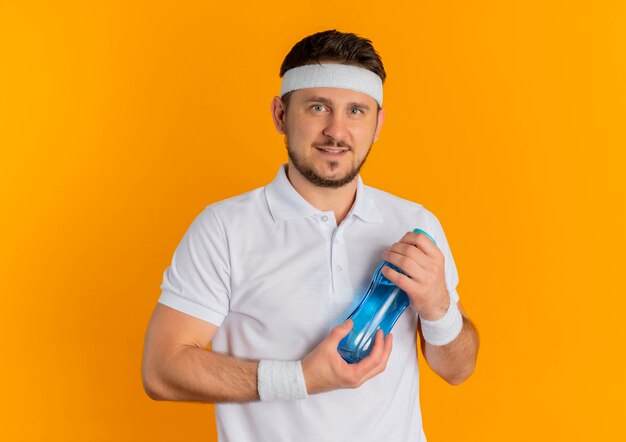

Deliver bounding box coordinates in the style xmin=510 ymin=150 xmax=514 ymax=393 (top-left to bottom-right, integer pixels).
xmin=157 ymin=205 xmax=231 ymax=326
xmin=426 ymin=211 xmax=460 ymax=306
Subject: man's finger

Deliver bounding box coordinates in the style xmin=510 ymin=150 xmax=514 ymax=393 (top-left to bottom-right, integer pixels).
xmin=352 ymin=329 xmax=386 ymax=376
xmin=328 ymin=319 xmax=353 ymax=345
xmin=412 ymin=228 xmax=436 ymax=245
xmin=386 ymin=242 xmax=428 ymax=266
xmin=382 ymin=249 xmax=425 ymax=279
xmin=399 ymin=230 xmax=438 ymax=257
xmin=362 ymin=332 xmax=394 ymax=380
xmin=381 ymin=265 xmax=419 ymax=293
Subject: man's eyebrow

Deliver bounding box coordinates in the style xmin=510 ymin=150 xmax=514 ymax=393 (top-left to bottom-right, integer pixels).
xmin=349 ymin=101 xmax=371 ymax=110
xmin=304 ymin=97 xmax=333 ymax=104
xmin=303 ymin=97 xmax=371 ymax=110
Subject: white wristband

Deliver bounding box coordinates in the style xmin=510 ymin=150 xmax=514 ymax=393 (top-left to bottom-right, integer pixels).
xmin=257 ymin=360 xmax=309 ymax=401
xmin=420 ymin=299 xmax=464 ymax=346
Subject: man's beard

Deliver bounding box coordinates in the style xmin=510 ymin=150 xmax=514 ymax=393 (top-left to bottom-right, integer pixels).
xmin=285 ymin=136 xmax=373 ymax=189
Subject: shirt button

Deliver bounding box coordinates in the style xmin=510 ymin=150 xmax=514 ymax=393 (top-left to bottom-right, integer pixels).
xmin=336 ymin=264 xmax=343 ymax=271
xmin=321 ymin=215 xmax=329 ymax=222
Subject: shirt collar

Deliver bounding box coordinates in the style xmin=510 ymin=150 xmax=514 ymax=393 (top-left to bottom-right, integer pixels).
xmin=265 ymin=164 xmax=382 ymax=224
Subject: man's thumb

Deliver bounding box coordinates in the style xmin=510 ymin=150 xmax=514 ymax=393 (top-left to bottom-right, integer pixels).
xmin=329 ymin=319 xmax=353 ymax=343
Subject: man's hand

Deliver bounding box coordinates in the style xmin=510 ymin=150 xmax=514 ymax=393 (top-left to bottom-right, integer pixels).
xmin=301 ymin=319 xmax=393 ymax=395
xmin=381 ymin=231 xmax=450 ymax=321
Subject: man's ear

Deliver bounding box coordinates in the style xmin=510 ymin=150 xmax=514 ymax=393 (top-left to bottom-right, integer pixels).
xmin=373 ymin=107 xmax=385 ymax=142
xmin=270 ymin=96 xmax=286 ymax=135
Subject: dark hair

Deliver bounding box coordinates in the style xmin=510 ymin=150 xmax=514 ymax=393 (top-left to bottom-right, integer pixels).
xmin=279 ymin=30 xmax=386 ymax=108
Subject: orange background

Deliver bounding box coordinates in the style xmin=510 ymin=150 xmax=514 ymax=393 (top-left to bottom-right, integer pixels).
xmin=1 ymin=1 xmax=625 ymax=440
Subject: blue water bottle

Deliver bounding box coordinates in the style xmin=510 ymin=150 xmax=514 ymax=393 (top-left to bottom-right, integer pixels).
xmin=337 ymin=228 xmax=437 ymax=364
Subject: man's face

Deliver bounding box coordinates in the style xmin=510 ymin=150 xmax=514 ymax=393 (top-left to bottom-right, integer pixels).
xmin=274 ymin=87 xmax=385 ymax=188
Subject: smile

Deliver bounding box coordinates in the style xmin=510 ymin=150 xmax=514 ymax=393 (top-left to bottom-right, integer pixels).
xmin=316 ymin=147 xmax=349 ymax=154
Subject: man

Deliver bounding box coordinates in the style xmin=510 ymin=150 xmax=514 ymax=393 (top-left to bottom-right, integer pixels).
xmin=142 ymin=29 xmax=479 ymax=441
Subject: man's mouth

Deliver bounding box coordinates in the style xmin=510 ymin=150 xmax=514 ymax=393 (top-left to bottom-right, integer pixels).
xmin=316 ymin=147 xmax=349 ymax=154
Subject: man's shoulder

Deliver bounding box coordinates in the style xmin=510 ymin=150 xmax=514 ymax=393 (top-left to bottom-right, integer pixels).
xmin=208 ymin=185 xmax=266 ymax=212
xmin=363 ymin=183 xmax=444 ymax=229
xmin=364 ymin=184 xmax=425 ymax=212
xmin=192 ymin=184 xmax=271 ymax=230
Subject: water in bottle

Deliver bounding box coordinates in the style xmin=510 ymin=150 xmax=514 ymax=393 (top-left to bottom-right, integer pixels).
xmin=337 ymin=228 xmax=436 ymax=364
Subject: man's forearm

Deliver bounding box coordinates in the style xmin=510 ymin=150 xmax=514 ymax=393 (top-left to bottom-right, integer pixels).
xmin=145 ymin=345 xmax=259 ymax=403
xmin=420 ymin=316 xmax=479 ymax=385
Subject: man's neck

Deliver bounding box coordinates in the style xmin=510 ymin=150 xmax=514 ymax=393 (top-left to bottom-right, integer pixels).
xmin=285 ymin=163 xmax=357 ymax=226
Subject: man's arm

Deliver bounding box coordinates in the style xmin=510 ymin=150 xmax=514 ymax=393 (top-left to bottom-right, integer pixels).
xmin=141 ymin=303 xmax=258 ymax=402
xmin=418 ymin=302 xmax=479 ymax=385
xmin=380 ymin=231 xmax=479 ymax=386
xmin=141 ymin=304 xmax=393 ymax=403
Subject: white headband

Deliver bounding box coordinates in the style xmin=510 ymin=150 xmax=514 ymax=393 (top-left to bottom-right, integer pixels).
xmin=280 ymin=63 xmax=383 ymax=106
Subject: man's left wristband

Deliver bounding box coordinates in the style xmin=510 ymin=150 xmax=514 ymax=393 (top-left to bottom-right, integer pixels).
xmin=419 ymin=298 xmax=463 ymax=346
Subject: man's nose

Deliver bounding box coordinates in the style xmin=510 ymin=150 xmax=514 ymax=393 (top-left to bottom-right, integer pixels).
xmin=322 ymin=113 xmax=348 ymax=143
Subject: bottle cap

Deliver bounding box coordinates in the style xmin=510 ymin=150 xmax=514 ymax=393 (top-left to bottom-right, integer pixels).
xmin=412 ymin=228 xmax=436 ymax=245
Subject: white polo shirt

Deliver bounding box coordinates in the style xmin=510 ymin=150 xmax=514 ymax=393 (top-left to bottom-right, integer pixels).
xmin=158 ymin=164 xmax=460 ymax=442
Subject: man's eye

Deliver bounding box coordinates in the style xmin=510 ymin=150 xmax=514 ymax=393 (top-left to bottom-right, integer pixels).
xmin=350 ymin=108 xmax=363 ymax=115
xmin=312 ymin=105 xmax=325 ymax=112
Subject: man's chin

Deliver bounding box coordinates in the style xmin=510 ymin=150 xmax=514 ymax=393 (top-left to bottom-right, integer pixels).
xmin=287 ymin=148 xmax=363 ymax=188
xmin=305 ymin=168 xmax=359 ymax=188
